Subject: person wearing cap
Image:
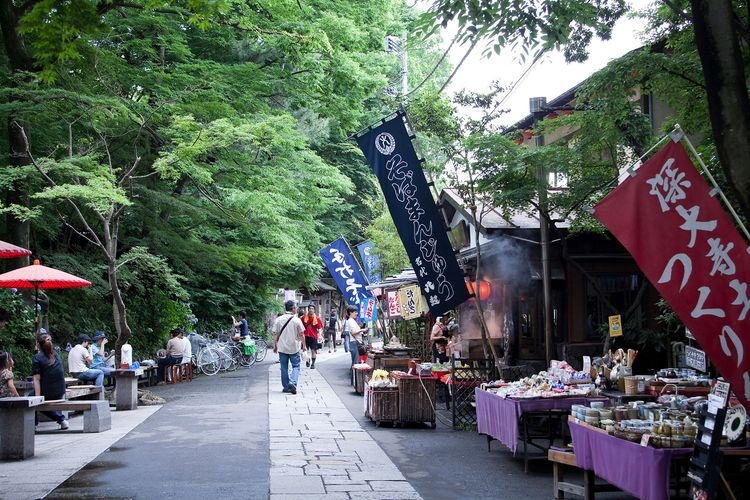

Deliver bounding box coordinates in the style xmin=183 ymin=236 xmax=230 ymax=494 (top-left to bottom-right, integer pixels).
xmin=68 ymin=333 xmax=105 ymax=387
xmin=272 ymin=300 xmax=305 ymax=394
xmin=91 ymin=331 xmax=116 ymax=376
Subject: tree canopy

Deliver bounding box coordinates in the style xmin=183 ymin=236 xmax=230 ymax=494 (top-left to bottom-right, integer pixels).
xmin=0 ymin=0 xmax=443 ymax=362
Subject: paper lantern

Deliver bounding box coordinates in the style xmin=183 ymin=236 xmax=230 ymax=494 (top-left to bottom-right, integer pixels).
xmin=466 ymin=280 xmax=491 ymax=301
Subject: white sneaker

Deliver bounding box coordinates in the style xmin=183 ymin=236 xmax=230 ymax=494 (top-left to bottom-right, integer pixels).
xmin=59 ymin=420 xmax=69 ymax=430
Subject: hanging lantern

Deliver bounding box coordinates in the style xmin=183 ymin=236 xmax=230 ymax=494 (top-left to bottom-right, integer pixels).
xmin=466 ymin=280 xmax=491 ymax=301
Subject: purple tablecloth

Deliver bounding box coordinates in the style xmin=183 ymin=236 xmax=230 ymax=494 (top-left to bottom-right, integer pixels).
xmin=474 ymin=388 xmax=607 ymax=454
xmin=569 ymin=420 xmax=692 ymax=500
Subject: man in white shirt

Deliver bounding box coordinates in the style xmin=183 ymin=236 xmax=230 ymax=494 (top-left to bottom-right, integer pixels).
xmin=68 ymin=334 xmax=104 ymax=386
xmin=272 ymin=300 xmax=304 ymax=394
xmin=179 ymin=330 xmax=192 ymax=365
xmin=155 ymin=328 xmax=185 ymax=384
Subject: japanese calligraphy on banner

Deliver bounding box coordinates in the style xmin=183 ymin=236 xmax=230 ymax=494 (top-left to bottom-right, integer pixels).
xmin=356 ymin=112 xmax=470 ymax=316
xmin=319 ymin=237 xmax=372 ymax=306
xmin=356 ymin=241 xmax=382 ymax=284
xmin=358 ymin=295 xmax=378 ymax=322
xmin=398 ymin=284 xmax=427 ymax=320
xmin=594 ymin=140 xmax=750 ymax=408
xmin=386 ymin=290 xmax=402 ymax=318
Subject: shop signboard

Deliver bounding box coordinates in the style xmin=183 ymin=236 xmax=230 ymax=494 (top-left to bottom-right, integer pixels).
xmin=356 ymin=111 xmax=471 ymax=316
xmin=608 ymin=315 xmax=622 ymax=337
xmin=594 ymin=139 xmax=750 ymax=408
xmin=684 ymin=346 xmax=707 ymax=372
xmin=386 ymin=290 xmax=402 ymax=318
xmin=398 ymin=284 xmax=426 ymax=320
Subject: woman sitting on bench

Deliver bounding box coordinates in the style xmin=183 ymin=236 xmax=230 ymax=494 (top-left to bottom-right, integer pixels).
xmin=32 ymin=332 xmax=69 ymax=430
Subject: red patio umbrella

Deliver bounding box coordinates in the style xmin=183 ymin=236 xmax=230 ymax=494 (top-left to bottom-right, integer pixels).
xmin=0 ymin=259 xmax=91 ymax=331
xmin=0 ymin=240 xmax=32 ymax=259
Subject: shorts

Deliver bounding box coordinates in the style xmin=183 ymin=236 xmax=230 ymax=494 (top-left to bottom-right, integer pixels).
xmin=305 ymin=336 xmax=320 ymax=350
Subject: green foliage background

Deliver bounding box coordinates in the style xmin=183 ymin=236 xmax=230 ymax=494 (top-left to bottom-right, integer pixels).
xmin=0 ymin=0 xmax=447 ymax=375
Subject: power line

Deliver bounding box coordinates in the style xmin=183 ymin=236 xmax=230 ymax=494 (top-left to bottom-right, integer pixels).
xmin=438 ymin=38 xmax=479 ymax=94
xmin=403 ymin=34 xmax=459 ymax=99
xmin=490 ymin=49 xmax=548 ymax=117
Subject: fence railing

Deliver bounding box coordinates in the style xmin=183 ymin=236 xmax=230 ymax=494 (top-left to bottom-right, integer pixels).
xmin=450 ymin=358 xmax=496 ymax=430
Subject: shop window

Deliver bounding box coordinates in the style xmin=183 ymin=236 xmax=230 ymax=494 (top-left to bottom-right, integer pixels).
xmin=584 ymin=273 xmax=642 ymax=340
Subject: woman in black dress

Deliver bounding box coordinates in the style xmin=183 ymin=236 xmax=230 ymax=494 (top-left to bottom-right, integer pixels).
xmin=32 ymin=332 xmax=68 ymax=429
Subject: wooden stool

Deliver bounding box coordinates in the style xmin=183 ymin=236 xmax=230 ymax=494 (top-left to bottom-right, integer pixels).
xmin=179 ymin=362 xmax=192 ymax=382
xmin=165 ymin=364 xmax=182 ymax=384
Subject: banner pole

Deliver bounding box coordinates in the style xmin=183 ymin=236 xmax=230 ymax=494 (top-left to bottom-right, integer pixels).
xmin=676 ymin=124 xmax=750 ymax=246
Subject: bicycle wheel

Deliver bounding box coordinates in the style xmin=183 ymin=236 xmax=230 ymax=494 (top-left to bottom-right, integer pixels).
xmin=220 ymin=344 xmax=238 ymax=371
xmin=237 ymin=345 xmax=256 ymax=367
xmin=254 ymin=338 xmax=268 ymax=362
xmin=198 ymin=347 xmax=220 ymax=376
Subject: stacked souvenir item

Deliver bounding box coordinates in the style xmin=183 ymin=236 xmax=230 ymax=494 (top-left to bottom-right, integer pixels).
xmin=485 ymin=362 xmax=595 ymax=399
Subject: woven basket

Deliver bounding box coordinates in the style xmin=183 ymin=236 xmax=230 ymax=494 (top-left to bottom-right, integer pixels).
xmin=613 ymin=426 xmax=648 ymax=443
xmin=624 ymin=376 xmax=640 ymax=395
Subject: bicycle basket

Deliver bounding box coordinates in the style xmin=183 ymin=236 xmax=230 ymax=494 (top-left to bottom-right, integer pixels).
xmin=240 ymin=337 xmax=257 ymax=355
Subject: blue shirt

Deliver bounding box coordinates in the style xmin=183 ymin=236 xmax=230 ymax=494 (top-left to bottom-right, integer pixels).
xmin=91 ymin=343 xmax=105 ymax=366
xmin=239 ymin=319 xmax=249 ymax=337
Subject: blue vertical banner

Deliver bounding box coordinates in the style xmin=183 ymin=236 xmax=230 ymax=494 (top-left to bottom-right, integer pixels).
xmin=358 ymin=295 xmax=378 ymax=322
xmin=319 ymin=237 xmax=372 ymax=306
xmin=356 ymin=240 xmax=382 ymax=284
xmin=356 ymin=111 xmax=470 ymax=316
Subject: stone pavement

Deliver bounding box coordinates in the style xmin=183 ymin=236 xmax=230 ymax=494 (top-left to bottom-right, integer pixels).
xmin=0 ymin=404 xmax=161 ymax=500
xmin=269 ymin=354 xmax=423 ymax=500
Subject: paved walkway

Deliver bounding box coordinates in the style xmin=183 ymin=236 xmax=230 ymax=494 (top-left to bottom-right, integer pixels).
xmin=0 ymin=404 xmax=161 ymax=500
xmin=269 ymin=353 xmax=423 ymax=500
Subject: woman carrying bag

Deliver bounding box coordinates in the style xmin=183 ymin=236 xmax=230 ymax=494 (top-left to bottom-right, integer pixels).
xmin=344 ymin=305 xmax=367 ymax=375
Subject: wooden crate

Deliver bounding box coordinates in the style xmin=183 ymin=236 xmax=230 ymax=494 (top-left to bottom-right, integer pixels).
xmin=352 ymin=365 xmax=373 ymax=394
xmin=365 ymin=386 xmax=399 ymax=426
xmin=392 ymin=372 xmax=436 ymax=428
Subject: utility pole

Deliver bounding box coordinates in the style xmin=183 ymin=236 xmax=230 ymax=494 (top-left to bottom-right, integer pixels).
xmin=530 ymin=96 xmax=555 ymax=367
xmin=385 ymin=34 xmax=408 ymax=106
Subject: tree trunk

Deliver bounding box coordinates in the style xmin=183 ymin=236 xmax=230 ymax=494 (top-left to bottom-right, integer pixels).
xmin=0 ymin=2 xmax=34 ymax=266
xmin=108 ymin=261 xmax=133 ymax=353
xmin=691 ymin=0 xmax=750 ymax=219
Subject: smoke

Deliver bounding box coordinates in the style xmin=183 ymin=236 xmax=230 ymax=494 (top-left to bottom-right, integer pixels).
xmin=458 ymin=235 xmax=531 ymax=350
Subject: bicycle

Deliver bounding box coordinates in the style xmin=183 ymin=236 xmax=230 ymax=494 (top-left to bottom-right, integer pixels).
xmin=249 ymin=331 xmax=268 ymax=362
xmin=191 ymin=333 xmax=239 ymax=375
xmin=235 ymin=336 xmax=257 ymax=367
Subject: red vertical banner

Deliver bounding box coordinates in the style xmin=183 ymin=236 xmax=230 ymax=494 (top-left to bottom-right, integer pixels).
xmin=594 ymin=140 xmax=750 ymax=408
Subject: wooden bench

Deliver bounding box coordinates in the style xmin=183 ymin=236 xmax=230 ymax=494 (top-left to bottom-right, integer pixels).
xmin=0 ymin=396 xmax=45 ymax=459
xmin=548 ymin=448 xmax=618 ymax=499
xmin=65 ymin=384 xmax=104 ymax=401
xmin=36 ymin=399 xmax=111 ymax=433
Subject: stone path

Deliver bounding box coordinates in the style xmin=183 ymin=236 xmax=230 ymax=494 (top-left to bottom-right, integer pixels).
xmin=268 ymin=358 xmax=423 ymax=500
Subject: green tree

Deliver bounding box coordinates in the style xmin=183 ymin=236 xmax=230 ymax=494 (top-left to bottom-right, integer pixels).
xmin=420 ymin=0 xmax=750 ymax=223
xmin=0 ymin=1 xmax=446 ymax=352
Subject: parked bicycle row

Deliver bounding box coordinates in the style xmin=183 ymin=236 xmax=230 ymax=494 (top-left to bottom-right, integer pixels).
xmin=187 ymin=331 xmax=268 ymax=376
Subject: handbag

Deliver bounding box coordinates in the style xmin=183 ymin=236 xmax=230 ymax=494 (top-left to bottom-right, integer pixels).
xmin=356 ymin=340 xmax=367 ymax=356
